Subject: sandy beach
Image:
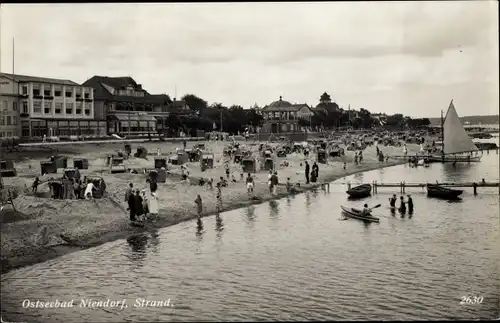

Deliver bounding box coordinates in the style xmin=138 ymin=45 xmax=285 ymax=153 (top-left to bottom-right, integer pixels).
xmin=0 ymin=139 xmax=421 ymax=273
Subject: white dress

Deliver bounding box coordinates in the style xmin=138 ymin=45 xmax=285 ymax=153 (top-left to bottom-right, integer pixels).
xmin=149 ymin=193 xmax=159 ymax=214
xmin=84 ymin=183 xmax=95 ymax=199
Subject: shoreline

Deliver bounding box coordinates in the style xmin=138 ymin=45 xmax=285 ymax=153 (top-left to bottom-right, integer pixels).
xmin=1 ymin=158 xmax=410 ymax=275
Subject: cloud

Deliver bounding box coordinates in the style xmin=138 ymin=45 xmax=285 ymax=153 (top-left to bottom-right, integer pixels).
xmin=0 ymin=2 xmax=497 ymax=117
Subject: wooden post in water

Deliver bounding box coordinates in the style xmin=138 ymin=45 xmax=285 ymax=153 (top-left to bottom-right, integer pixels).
xmin=347 ymin=182 xmax=351 ymax=191
xmin=473 ymin=182 xmax=477 ymax=196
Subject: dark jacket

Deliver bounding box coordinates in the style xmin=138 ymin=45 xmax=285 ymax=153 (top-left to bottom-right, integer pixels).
xmin=128 ymin=193 xmax=136 ymax=209
xmin=134 ymin=194 xmax=144 ymax=215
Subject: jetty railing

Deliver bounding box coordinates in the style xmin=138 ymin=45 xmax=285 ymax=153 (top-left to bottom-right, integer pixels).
xmin=343 ymin=181 xmax=499 ymax=195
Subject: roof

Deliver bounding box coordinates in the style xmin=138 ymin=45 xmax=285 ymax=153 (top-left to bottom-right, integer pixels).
xmin=0 ymin=73 xmax=80 ymax=86
xmin=264 ymin=103 xmax=311 ymax=112
xmin=262 ymin=96 xmax=292 ymax=111
xmin=85 ymin=76 xmax=139 ymax=90
xmin=315 ymin=102 xmax=340 ymax=113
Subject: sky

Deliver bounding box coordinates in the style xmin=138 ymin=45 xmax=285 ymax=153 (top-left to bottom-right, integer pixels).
xmin=0 ymin=2 xmax=498 ymax=118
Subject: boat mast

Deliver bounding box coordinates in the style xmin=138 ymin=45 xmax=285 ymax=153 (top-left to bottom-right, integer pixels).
xmin=441 ymin=109 xmax=445 ymax=160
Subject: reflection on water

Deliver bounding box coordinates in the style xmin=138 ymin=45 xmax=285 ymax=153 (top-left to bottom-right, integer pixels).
xmin=126 ymin=234 xmax=148 ymax=266
xmin=269 ymin=200 xmax=279 ymax=218
xmin=196 ymin=219 xmax=204 ymax=239
xmin=1 ymin=154 xmax=499 ymax=322
xmin=215 ymin=215 xmax=224 ymax=238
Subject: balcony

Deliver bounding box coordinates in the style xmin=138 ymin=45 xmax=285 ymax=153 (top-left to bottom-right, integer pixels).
xmin=44 ymin=96 xmax=54 ymax=100
xmin=20 ymin=93 xmax=29 ymax=98
xmin=76 ymin=97 xmax=84 ymax=102
xmin=33 ymin=94 xmax=43 ymax=99
xmin=20 ymin=113 xmax=30 ymax=118
xmin=84 ymin=98 xmax=93 ymax=102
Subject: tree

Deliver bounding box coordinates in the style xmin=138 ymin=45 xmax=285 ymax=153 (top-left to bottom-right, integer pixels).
xmin=246 ymin=108 xmax=264 ymax=128
xmin=385 ymin=114 xmax=406 ymax=129
xmin=182 ymin=94 xmax=208 ymax=115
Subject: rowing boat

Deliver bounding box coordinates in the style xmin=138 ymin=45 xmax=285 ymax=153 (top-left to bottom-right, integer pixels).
xmin=346 ymin=184 xmax=371 ymax=198
xmin=341 ymin=205 xmax=380 ymax=223
xmin=427 ymin=184 xmax=463 ymax=200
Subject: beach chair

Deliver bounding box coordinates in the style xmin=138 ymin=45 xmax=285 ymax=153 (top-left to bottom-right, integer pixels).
xmin=40 ymin=161 xmax=57 ymax=176
xmin=0 ymin=160 xmax=17 ymax=177
xmin=73 ymin=158 xmax=89 ymax=169
xmin=242 ymin=158 xmax=256 ymax=173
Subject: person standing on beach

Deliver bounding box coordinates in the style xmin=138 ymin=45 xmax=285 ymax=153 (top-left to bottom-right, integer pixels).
xmin=246 ymin=173 xmax=254 ymax=194
xmin=141 ymin=190 xmax=149 ymax=217
xmin=270 ymin=171 xmax=279 ymax=195
xmin=126 ymin=184 xmax=135 ymax=221
xmin=343 ymin=162 xmax=347 ymax=171
xmin=312 ymin=162 xmax=319 ymax=179
xmin=134 ymin=190 xmax=144 ymax=221
xmin=125 ymin=183 xmax=133 ymax=203
xmin=268 ymin=170 xmax=273 ymax=193
xmin=32 ymin=177 xmax=40 ymax=193
xmin=195 ymin=194 xmax=203 ymax=219
xmin=149 ymin=192 xmax=159 ymax=221
xmin=305 ymin=161 xmax=310 ymax=184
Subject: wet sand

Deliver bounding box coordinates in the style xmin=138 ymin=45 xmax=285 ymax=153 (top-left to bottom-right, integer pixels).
xmin=0 ymin=139 xmax=421 ymax=273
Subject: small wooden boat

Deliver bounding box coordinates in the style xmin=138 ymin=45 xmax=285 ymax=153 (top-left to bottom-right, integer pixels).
xmin=346 ymin=184 xmax=371 ymax=198
xmin=427 ymin=184 xmax=463 ymax=200
xmin=341 ymin=206 xmax=380 ymax=223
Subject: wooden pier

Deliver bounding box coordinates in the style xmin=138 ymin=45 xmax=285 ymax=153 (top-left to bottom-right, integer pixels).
xmin=344 ymin=181 xmax=499 ymax=195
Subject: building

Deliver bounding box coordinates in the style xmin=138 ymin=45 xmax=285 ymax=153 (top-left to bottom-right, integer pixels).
xmin=83 ymin=76 xmax=191 ymax=136
xmin=0 ymin=73 xmax=101 ymax=139
xmin=0 ymin=76 xmax=21 ymax=138
xmin=314 ymin=92 xmax=341 ymax=115
xmin=260 ymin=96 xmax=314 ymax=133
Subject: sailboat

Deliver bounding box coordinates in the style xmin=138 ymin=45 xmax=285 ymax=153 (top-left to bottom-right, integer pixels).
xmin=428 ymin=100 xmax=481 ymax=163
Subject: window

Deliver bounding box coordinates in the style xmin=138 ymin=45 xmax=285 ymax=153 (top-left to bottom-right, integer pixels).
xmin=75 ymin=89 xmax=82 ymax=98
xmin=55 ymin=90 xmax=62 ymax=97
xmin=6 ymin=116 xmax=11 ymax=125
xmin=76 ymin=102 xmax=82 ymax=114
xmin=65 ymin=90 xmax=73 ymax=98
xmin=0 ymin=117 xmax=4 ymax=125
xmin=55 ymin=102 xmax=63 ymax=114
xmin=84 ymin=92 xmax=90 ymax=99
xmin=13 ymin=116 xmax=17 ymax=125
xmin=33 ymin=101 xmax=42 ymax=113
xmin=22 ymin=101 xmax=29 ymax=114
xmin=44 ymin=102 xmax=51 ymax=114
xmin=1 ymin=101 xmax=6 ymax=111
xmin=44 ymin=88 xmax=51 ymax=96
xmin=13 ymin=102 xmax=18 ymax=111
xmin=33 ymin=88 xmax=41 ymax=96
xmin=22 ymin=85 xmax=28 ymax=95
xmin=84 ymin=103 xmax=91 ymax=116
xmin=0 ymin=132 xmax=4 ymax=137
xmin=66 ymin=102 xmax=74 ymax=114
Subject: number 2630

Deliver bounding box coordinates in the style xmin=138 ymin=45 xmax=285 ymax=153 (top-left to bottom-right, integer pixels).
xmin=460 ymin=296 xmax=483 ymax=305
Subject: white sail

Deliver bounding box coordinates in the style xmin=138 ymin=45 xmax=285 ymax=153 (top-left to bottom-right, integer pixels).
xmin=443 ymin=100 xmax=478 ymax=154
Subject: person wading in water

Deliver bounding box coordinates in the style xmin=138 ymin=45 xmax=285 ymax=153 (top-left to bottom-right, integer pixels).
xmin=407 ymin=194 xmax=414 ymax=214
xmin=305 ymin=161 xmax=310 ymax=184
xmin=399 ymin=195 xmax=406 ymax=214
xmin=389 ymin=194 xmax=397 ymax=210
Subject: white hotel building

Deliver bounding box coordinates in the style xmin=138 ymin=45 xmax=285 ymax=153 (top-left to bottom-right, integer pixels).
xmin=0 ymin=73 xmax=105 ymax=139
